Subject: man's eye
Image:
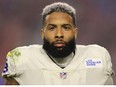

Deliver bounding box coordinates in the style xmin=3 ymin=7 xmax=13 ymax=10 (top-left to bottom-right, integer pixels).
xmin=48 ymin=26 xmax=55 ymax=30
xmin=63 ymin=26 xmax=71 ymax=30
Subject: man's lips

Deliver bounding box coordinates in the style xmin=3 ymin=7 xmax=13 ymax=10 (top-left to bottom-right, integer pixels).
xmin=54 ymin=43 xmax=65 ymax=47
xmin=54 ymin=42 xmax=65 ymax=47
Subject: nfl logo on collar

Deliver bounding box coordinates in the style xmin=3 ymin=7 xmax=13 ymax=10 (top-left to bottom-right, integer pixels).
xmin=60 ymin=72 xmax=67 ymax=79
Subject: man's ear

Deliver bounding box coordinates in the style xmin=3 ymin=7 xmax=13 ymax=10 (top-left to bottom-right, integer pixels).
xmin=41 ymin=29 xmax=44 ymax=40
xmin=74 ymin=28 xmax=78 ymax=39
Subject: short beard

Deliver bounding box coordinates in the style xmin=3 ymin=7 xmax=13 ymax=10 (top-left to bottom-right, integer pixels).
xmin=43 ymin=38 xmax=76 ymax=58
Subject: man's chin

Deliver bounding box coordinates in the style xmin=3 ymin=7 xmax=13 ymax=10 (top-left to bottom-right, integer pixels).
xmin=56 ymin=47 xmax=64 ymax=51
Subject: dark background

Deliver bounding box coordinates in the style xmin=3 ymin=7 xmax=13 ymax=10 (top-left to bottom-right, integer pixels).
xmin=0 ymin=0 xmax=116 ymax=85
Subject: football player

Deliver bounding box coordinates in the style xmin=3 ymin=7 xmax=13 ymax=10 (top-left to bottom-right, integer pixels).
xmin=2 ymin=2 xmax=114 ymax=85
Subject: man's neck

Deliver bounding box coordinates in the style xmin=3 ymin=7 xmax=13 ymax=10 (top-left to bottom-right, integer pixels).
xmin=49 ymin=52 xmax=74 ymax=68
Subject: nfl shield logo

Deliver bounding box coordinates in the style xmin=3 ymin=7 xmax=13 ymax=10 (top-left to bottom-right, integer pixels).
xmin=60 ymin=72 xmax=67 ymax=79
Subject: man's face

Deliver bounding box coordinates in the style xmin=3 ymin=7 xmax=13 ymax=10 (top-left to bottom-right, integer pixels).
xmin=41 ymin=12 xmax=78 ymax=58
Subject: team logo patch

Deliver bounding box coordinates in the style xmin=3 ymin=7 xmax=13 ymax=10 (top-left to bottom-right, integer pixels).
xmin=85 ymin=58 xmax=102 ymax=68
xmin=60 ymin=72 xmax=67 ymax=79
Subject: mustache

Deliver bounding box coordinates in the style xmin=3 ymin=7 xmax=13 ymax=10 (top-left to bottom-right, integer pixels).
xmin=53 ymin=40 xmax=65 ymax=44
xmin=52 ymin=38 xmax=67 ymax=43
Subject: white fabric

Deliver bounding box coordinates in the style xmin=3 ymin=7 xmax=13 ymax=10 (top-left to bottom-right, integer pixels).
xmin=2 ymin=44 xmax=114 ymax=85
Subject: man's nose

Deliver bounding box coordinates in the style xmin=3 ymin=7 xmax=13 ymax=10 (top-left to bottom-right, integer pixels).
xmin=55 ymin=28 xmax=64 ymax=38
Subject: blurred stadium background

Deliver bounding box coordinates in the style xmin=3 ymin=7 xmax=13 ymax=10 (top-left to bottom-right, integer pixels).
xmin=0 ymin=0 xmax=116 ymax=85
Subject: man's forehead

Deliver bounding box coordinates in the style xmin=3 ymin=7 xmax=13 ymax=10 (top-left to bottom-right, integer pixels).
xmin=45 ymin=12 xmax=73 ymax=25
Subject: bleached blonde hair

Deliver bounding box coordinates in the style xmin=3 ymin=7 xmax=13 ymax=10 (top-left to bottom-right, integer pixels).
xmin=42 ymin=2 xmax=76 ymax=27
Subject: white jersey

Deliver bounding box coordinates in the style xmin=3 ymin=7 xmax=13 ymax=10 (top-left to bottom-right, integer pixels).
xmin=2 ymin=44 xmax=114 ymax=85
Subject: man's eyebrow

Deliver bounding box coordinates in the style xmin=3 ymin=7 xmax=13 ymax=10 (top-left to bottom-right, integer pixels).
xmin=47 ymin=24 xmax=72 ymax=27
xmin=62 ymin=24 xmax=72 ymax=27
xmin=47 ymin=24 xmax=56 ymax=27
